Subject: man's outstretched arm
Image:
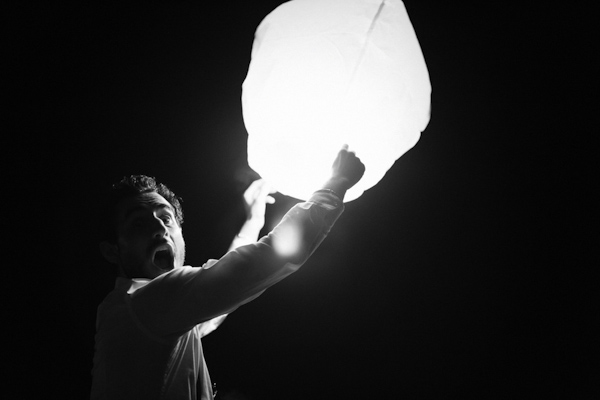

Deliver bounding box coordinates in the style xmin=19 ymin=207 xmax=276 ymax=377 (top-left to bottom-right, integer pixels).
xmin=131 ymin=146 xmax=365 ymax=337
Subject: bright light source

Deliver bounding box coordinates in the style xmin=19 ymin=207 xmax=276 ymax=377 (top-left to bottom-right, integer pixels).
xmin=243 ymin=0 xmax=431 ymax=202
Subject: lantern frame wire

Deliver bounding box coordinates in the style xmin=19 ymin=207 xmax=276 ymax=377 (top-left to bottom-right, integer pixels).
xmin=350 ymin=0 xmax=387 ymax=85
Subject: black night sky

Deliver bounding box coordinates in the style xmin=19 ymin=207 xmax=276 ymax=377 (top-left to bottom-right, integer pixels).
xmin=8 ymin=1 xmax=597 ymax=399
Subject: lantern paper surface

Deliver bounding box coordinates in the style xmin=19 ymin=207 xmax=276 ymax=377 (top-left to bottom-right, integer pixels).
xmin=242 ymin=0 xmax=431 ymax=202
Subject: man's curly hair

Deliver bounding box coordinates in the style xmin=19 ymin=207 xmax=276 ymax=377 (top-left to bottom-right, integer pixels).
xmin=99 ymin=175 xmax=184 ymax=244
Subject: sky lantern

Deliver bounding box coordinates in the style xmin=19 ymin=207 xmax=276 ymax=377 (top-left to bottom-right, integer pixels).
xmin=242 ymin=0 xmax=431 ymax=202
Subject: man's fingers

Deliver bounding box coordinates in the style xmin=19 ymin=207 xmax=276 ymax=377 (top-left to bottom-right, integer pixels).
xmin=339 ymin=144 xmax=357 ymax=156
xmin=244 ymin=179 xmax=262 ymax=200
xmin=244 ymin=179 xmax=275 ymax=204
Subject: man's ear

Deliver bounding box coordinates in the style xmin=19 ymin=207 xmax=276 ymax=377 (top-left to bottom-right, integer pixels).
xmin=99 ymin=241 xmax=119 ymax=265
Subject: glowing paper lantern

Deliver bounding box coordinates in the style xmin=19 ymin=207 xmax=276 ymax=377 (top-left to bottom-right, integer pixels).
xmin=242 ymin=0 xmax=431 ymax=202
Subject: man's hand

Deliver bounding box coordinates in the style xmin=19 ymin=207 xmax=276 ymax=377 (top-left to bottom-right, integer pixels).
xmin=243 ymin=178 xmax=275 ymax=226
xmin=228 ymin=179 xmax=275 ymax=252
xmin=321 ymin=145 xmax=365 ymax=200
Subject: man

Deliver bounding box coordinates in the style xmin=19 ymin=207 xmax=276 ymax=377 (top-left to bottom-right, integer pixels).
xmin=90 ymin=146 xmax=365 ymax=399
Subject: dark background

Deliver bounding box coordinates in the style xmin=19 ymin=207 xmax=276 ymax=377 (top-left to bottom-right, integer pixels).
xmin=7 ymin=1 xmax=597 ymax=399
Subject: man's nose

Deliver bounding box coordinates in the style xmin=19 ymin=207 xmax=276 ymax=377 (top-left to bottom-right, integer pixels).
xmin=150 ymin=216 xmax=169 ymax=238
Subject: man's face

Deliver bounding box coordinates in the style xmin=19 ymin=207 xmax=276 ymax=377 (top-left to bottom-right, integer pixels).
xmin=112 ymin=192 xmax=185 ymax=279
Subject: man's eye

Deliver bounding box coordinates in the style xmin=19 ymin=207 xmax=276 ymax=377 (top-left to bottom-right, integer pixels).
xmin=161 ymin=215 xmax=173 ymax=225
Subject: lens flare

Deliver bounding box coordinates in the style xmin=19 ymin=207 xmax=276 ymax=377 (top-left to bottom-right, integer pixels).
xmin=272 ymin=222 xmax=303 ymax=258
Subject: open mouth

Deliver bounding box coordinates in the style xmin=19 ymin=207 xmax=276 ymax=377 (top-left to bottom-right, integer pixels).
xmin=152 ymin=244 xmax=174 ymax=271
